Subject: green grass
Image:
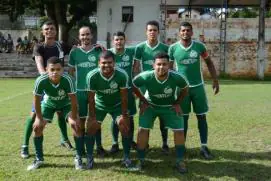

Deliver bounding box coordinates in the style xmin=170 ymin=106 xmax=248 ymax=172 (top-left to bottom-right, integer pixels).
xmin=0 ymin=79 xmax=270 ymax=181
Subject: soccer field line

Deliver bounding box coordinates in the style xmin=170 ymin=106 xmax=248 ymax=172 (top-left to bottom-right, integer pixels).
xmin=0 ymin=91 xmax=31 ymax=104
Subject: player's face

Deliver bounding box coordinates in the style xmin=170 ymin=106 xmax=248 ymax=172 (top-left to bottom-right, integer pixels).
xmin=179 ymin=26 xmax=193 ymax=41
xmin=113 ymin=36 xmax=125 ymax=50
xmin=42 ymin=24 xmax=57 ymax=39
xmin=79 ymin=27 xmax=92 ymax=46
xmin=153 ymin=58 xmax=169 ymax=77
xmin=99 ymin=57 xmax=115 ymax=77
xmin=146 ymin=25 xmax=159 ymax=41
xmin=47 ymin=63 xmax=63 ymax=83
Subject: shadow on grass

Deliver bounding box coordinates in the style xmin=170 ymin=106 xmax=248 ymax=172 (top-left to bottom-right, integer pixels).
xmin=205 ymin=79 xmax=271 ymax=85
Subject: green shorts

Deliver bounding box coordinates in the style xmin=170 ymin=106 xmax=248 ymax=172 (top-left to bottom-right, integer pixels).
xmin=95 ymin=106 xmax=122 ymax=124
xmin=180 ymin=84 xmax=209 ymax=115
xmin=41 ymin=104 xmax=71 ymax=123
xmin=139 ymin=106 xmax=184 ymax=130
xmin=77 ymin=91 xmax=88 ymax=118
xmin=128 ymin=88 xmax=137 ymax=116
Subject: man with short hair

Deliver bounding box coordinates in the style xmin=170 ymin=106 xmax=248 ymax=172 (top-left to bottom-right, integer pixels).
xmin=168 ymin=21 xmax=219 ymax=159
xmin=108 ymin=31 xmax=137 ymax=154
xmin=134 ymin=20 xmax=170 ymax=153
xmin=133 ymin=52 xmax=189 ymax=174
xmin=68 ymin=26 xmax=106 ymax=157
xmin=27 ymin=57 xmax=83 ymax=171
xmin=85 ymin=50 xmax=132 ymax=169
xmin=21 ymin=21 xmax=72 ymax=159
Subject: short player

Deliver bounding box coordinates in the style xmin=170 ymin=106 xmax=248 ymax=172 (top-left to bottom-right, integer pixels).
xmin=68 ymin=26 xmax=106 ymax=157
xmin=21 ymin=21 xmax=72 ymax=159
xmin=27 ymin=57 xmax=83 ymax=170
xmin=168 ymin=21 xmax=219 ymax=159
xmin=108 ymin=31 xmax=137 ymax=154
xmin=133 ymin=52 xmax=189 ymax=174
xmin=134 ymin=20 xmax=170 ymax=152
xmin=85 ymin=51 xmax=132 ymax=169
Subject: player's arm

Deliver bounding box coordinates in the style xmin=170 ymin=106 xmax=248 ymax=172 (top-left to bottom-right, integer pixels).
xmin=68 ymin=93 xmax=78 ymax=120
xmin=174 ymin=86 xmax=188 ymax=105
xmin=133 ymin=60 xmax=141 ymax=77
xmin=68 ymin=50 xmax=76 ymax=77
xmin=34 ymin=95 xmax=43 ymax=121
xmin=35 ymin=56 xmax=46 ymax=74
xmin=133 ymin=86 xmax=148 ymax=105
xmin=203 ymin=55 xmax=219 ymax=95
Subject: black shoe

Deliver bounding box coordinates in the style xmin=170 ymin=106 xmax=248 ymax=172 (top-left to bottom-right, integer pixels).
xmin=131 ymin=141 xmax=137 ymax=150
xmin=200 ymin=146 xmax=213 ymax=160
xmin=109 ymin=144 xmax=120 ymax=154
xmin=97 ymin=146 xmax=107 ymax=157
xmin=135 ymin=160 xmax=144 ymax=171
xmin=176 ymin=161 xmax=188 ymax=174
xmin=60 ymin=140 xmax=74 ymax=150
xmin=162 ymin=144 xmax=170 ymax=154
xmin=21 ymin=145 xmax=30 ymax=159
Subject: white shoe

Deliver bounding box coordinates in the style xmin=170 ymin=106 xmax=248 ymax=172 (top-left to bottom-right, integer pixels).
xmin=27 ymin=160 xmax=43 ymax=171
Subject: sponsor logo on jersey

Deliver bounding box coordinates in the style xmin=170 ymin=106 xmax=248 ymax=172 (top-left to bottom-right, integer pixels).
xmin=116 ymin=62 xmax=130 ymax=68
xmin=49 ymin=89 xmax=66 ymax=101
xmin=110 ymin=81 xmax=118 ymax=89
xmin=122 ymin=54 xmax=130 ymax=62
xmin=153 ymin=86 xmax=173 ymax=99
xmin=189 ymin=50 xmax=198 ymax=58
xmin=143 ymin=60 xmax=154 ymax=65
xmin=99 ymin=81 xmax=119 ymax=94
xmin=164 ymin=86 xmax=173 ymax=94
xmin=78 ymin=62 xmax=96 ymax=68
xmin=181 ymin=59 xmax=197 ymax=65
xmin=88 ymin=55 xmax=97 ymax=62
xmin=58 ymin=89 xmax=66 ymax=96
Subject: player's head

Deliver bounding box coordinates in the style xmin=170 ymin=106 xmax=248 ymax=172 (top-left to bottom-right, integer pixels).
xmin=79 ymin=26 xmax=93 ymax=46
xmin=42 ymin=21 xmax=57 ymax=40
xmin=146 ymin=20 xmax=160 ymax=41
xmin=179 ymin=22 xmax=193 ymax=41
xmin=113 ymin=31 xmax=126 ymax=50
xmin=99 ymin=50 xmax=115 ymax=77
xmin=153 ymin=52 xmax=170 ymax=77
xmin=46 ymin=56 xmax=63 ymax=83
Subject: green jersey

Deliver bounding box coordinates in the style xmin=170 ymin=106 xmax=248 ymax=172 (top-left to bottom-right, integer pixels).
xmin=135 ymin=41 xmax=168 ymax=71
xmin=169 ymin=40 xmax=209 ymax=87
xmin=86 ymin=67 xmax=128 ymax=110
xmin=133 ymin=70 xmax=188 ymax=107
xmin=33 ymin=73 xmax=76 ymax=109
xmin=109 ymin=47 xmax=135 ymax=87
xmin=68 ymin=47 xmax=102 ymax=90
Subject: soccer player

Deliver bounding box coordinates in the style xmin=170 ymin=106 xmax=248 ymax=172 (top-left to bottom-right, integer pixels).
xmin=133 ymin=52 xmax=189 ymax=174
xmin=134 ymin=20 xmax=170 ymax=153
xmin=168 ymin=21 xmax=219 ymax=159
xmin=21 ymin=21 xmax=72 ymax=159
xmin=108 ymin=31 xmax=137 ymax=154
xmin=27 ymin=57 xmax=83 ymax=170
xmin=68 ymin=26 xmax=106 ymax=157
xmin=85 ymin=50 xmax=132 ymax=169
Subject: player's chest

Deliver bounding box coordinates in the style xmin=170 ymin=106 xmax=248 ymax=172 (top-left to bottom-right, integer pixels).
xmin=115 ymin=54 xmax=133 ymax=69
xmin=174 ymin=48 xmax=200 ymax=65
xmin=76 ymin=53 xmax=99 ymax=68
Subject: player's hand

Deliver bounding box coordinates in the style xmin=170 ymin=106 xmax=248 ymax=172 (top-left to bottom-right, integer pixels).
xmin=94 ymin=44 xmax=106 ymax=51
xmin=33 ymin=119 xmax=44 ymax=132
xmin=86 ymin=117 xmax=101 ymax=135
xmin=213 ymin=79 xmax=219 ymax=95
xmin=139 ymin=102 xmax=151 ymax=115
xmin=117 ymin=114 xmax=129 ymax=136
xmin=172 ymin=104 xmax=183 ymax=116
xmin=69 ymin=117 xmax=80 ymax=133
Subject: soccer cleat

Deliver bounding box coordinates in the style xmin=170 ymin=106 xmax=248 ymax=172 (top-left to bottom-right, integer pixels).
xmin=60 ymin=140 xmax=74 ymax=150
xmin=122 ymin=158 xmax=133 ymax=168
xmin=86 ymin=157 xmax=94 ymax=169
xmin=109 ymin=144 xmax=120 ymax=154
xmin=74 ymin=156 xmax=84 ymax=170
xmin=131 ymin=141 xmax=137 ymax=150
xmin=176 ymin=161 xmax=188 ymax=174
xmin=135 ymin=160 xmax=144 ymax=171
xmin=161 ymin=144 xmax=170 ymax=154
xmin=96 ymin=146 xmax=107 ymax=157
xmin=27 ymin=159 xmax=43 ymax=171
xmin=200 ymin=146 xmax=213 ymax=160
xmin=21 ymin=145 xmax=30 ymax=159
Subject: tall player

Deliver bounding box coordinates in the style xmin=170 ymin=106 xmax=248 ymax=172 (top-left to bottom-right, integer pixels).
xmin=85 ymin=51 xmax=132 ymax=169
xmin=21 ymin=21 xmax=72 ymax=159
xmin=134 ymin=20 xmax=170 ymax=153
xmin=68 ymin=26 xmax=106 ymax=157
xmin=168 ymin=22 xmax=219 ymax=159
xmin=108 ymin=31 xmax=137 ymax=153
xmin=133 ymin=52 xmax=189 ymax=174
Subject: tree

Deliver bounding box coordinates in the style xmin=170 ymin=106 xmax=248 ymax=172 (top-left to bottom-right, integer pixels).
xmin=2 ymin=0 xmax=97 ymax=43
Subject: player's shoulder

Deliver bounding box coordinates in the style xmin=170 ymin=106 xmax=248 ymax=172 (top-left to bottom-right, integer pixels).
xmin=169 ymin=70 xmax=186 ymax=79
xmin=159 ymin=42 xmax=169 ymax=49
xmin=139 ymin=70 xmax=154 ymax=78
xmin=125 ymin=46 xmax=136 ymax=53
xmin=169 ymin=41 xmax=179 ymax=49
xmin=135 ymin=41 xmax=146 ymax=48
xmin=61 ymin=73 xmax=74 ymax=82
xmin=87 ymin=68 xmax=100 ymax=78
xmin=35 ymin=73 xmax=49 ymax=84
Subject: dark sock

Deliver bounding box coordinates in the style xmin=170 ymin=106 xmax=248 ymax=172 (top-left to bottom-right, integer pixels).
xmin=160 ymin=119 xmax=168 ymax=145
xmin=22 ymin=116 xmax=34 ymax=146
xmin=95 ymin=129 xmax=102 ymax=148
xmin=85 ymin=135 xmax=95 ymax=158
xmin=57 ymin=115 xmax=69 ymax=142
xmin=122 ymin=135 xmax=131 ymax=159
xmin=34 ymin=136 xmax=44 ymax=161
xmin=137 ymin=148 xmax=145 ymax=161
xmin=183 ymin=115 xmax=189 ymax=140
xmin=111 ymin=120 xmax=119 ymax=145
xmin=130 ymin=117 xmax=135 ymax=142
xmin=74 ymin=136 xmax=84 ymax=157
xmin=175 ymin=144 xmax=185 ymax=163
xmin=198 ymin=118 xmax=208 ymax=145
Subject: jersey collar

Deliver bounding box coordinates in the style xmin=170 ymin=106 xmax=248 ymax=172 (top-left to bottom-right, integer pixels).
xmin=154 ymin=71 xmax=169 ymax=84
xmin=79 ymin=46 xmax=95 ymax=54
xmin=111 ymin=48 xmax=126 ymax=56
xmin=145 ymin=41 xmax=160 ymax=50
xmin=99 ymin=68 xmax=115 ymax=81
xmin=179 ymin=40 xmax=194 ymax=51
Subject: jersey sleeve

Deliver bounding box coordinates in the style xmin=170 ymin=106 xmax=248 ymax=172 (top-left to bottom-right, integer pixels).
xmin=32 ymin=44 xmax=42 ymax=60
xmin=68 ymin=49 xmax=76 ymax=67
xmin=132 ymin=72 xmax=146 ymax=89
xmin=86 ymin=70 xmax=96 ymax=92
xmin=175 ymin=72 xmax=189 ymax=89
xmin=134 ymin=45 xmax=142 ymax=61
xmin=63 ymin=74 xmax=76 ymax=94
xmin=33 ymin=76 xmax=45 ymax=96
xmin=199 ymin=43 xmax=209 ymax=59
xmin=168 ymin=45 xmax=174 ymax=61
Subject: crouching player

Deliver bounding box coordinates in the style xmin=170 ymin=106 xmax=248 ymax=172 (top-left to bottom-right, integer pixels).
xmin=133 ymin=52 xmax=189 ymax=174
xmin=85 ymin=50 xmax=132 ymax=169
xmin=27 ymin=57 xmax=84 ymax=170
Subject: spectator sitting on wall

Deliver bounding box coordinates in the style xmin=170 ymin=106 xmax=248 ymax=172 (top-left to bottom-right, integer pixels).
xmin=22 ymin=36 xmax=30 ymax=54
xmin=0 ymin=34 xmax=6 ymax=53
xmin=16 ymin=37 xmax=23 ymax=54
xmin=5 ymin=34 xmax=14 ymax=53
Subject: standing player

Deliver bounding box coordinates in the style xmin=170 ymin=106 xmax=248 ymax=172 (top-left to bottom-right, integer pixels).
xmin=133 ymin=52 xmax=189 ymax=173
xmin=108 ymin=31 xmax=137 ymax=153
xmin=21 ymin=21 xmax=72 ymax=159
xmin=27 ymin=57 xmax=83 ymax=170
xmin=68 ymin=26 xmax=106 ymax=157
xmin=85 ymin=51 xmax=132 ymax=169
xmin=134 ymin=20 xmax=170 ymax=152
xmin=168 ymin=22 xmax=219 ymax=159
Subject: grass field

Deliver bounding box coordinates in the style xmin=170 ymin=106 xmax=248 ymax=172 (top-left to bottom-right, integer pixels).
xmin=0 ymin=78 xmax=270 ymax=181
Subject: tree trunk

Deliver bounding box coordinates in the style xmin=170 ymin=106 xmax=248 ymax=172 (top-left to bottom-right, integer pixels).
xmin=54 ymin=0 xmax=69 ymax=43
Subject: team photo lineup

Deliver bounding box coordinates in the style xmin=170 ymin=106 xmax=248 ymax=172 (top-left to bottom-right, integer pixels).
xmin=20 ymin=19 xmax=220 ymax=174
